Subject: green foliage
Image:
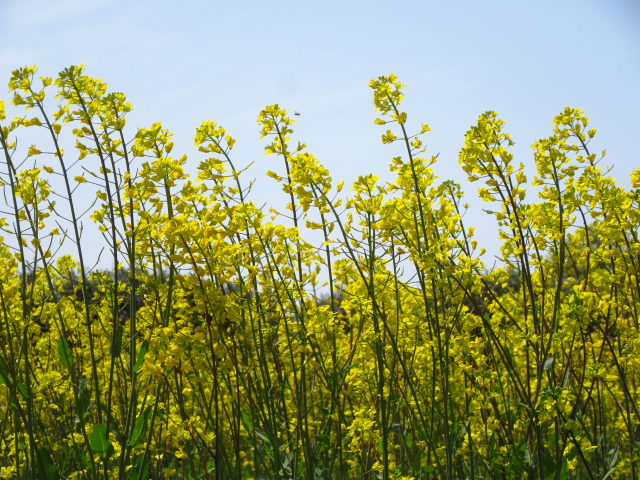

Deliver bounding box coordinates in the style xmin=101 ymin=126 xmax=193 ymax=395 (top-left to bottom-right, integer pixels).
xmin=0 ymin=67 xmax=639 ymax=479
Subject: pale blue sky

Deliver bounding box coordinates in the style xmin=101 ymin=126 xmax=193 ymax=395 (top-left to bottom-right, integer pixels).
xmin=1 ymin=0 xmax=639 ymax=267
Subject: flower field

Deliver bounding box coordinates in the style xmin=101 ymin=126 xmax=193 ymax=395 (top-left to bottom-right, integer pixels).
xmin=0 ymin=67 xmax=639 ymax=479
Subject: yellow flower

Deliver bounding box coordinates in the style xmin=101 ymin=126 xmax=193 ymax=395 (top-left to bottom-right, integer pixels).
xmin=27 ymin=145 xmax=42 ymax=156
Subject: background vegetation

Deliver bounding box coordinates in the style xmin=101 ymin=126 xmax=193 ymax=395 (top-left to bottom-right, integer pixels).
xmin=0 ymin=66 xmax=639 ymax=479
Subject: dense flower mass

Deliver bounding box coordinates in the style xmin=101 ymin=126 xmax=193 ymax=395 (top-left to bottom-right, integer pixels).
xmin=0 ymin=67 xmax=639 ymax=479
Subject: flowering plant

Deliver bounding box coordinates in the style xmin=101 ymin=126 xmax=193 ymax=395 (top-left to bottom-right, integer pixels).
xmin=0 ymin=67 xmax=638 ymax=479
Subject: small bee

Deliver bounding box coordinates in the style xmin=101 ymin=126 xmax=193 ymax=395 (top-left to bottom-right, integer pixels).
xmin=294 ymin=111 xmax=301 ymax=116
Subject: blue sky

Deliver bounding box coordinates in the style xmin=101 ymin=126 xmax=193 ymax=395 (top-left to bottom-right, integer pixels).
xmin=1 ymin=0 xmax=639 ymax=268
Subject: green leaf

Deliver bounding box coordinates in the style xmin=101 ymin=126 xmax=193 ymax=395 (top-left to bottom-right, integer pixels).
xmin=255 ymin=431 xmax=273 ymax=456
xmin=603 ymin=443 xmax=620 ymax=479
xmin=524 ymin=444 xmax=533 ymax=466
xmin=603 ymin=467 xmax=618 ymax=480
xmin=17 ymin=381 xmax=29 ymax=399
xmin=541 ymin=448 xmax=557 ymax=477
xmin=90 ymin=423 xmax=112 ymax=458
xmin=128 ymin=407 xmax=151 ymax=447
xmin=111 ymin=326 xmax=123 ymax=357
xmin=559 ymin=457 xmax=568 ymax=480
xmin=314 ymin=433 xmax=330 ymax=455
xmin=241 ymin=411 xmax=252 ymax=432
xmin=129 ymin=455 xmax=150 ymax=480
xmin=0 ymin=356 xmax=9 ymax=385
xmin=58 ymin=337 xmax=73 ymax=370
xmin=133 ymin=340 xmax=149 ymax=373
xmin=75 ymin=377 xmax=90 ymax=422
xmin=37 ymin=447 xmax=58 ymax=479
xmin=608 ymin=443 xmax=620 ymax=469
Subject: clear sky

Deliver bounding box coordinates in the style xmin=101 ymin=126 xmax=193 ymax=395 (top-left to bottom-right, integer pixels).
xmin=1 ymin=0 xmax=639 ymax=268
